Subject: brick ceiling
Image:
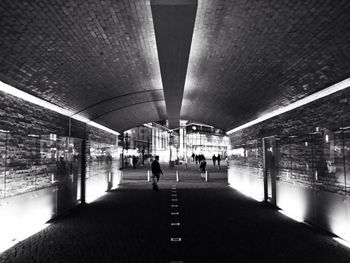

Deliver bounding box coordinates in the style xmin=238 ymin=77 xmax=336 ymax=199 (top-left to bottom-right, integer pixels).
xmin=1 ymin=0 xmax=350 ymax=132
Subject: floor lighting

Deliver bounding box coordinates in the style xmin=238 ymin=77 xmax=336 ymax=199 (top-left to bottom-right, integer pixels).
xmin=279 ymin=209 xmax=304 ymax=223
xmin=334 ymin=237 xmax=350 ymax=249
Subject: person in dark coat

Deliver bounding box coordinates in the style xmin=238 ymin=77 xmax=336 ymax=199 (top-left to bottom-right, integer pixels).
xmin=132 ymin=155 xmax=137 ymax=169
xmin=212 ymin=154 xmax=216 ymax=165
xmin=217 ymin=154 xmax=221 ymax=169
xmin=151 ymin=156 xmax=163 ymax=191
xmin=199 ymin=159 xmax=207 ymax=173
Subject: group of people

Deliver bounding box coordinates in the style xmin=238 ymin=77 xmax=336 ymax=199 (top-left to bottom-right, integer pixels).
xmin=151 ymin=153 xmax=224 ymax=192
xmin=212 ymin=154 xmax=221 ymax=167
xmin=191 ymin=153 xmax=206 ymax=164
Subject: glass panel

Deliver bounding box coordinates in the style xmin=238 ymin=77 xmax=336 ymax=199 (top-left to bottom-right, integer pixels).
xmin=333 ymin=130 xmax=346 ymax=194
xmin=277 ymin=137 xmax=291 ymax=180
xmin=39 ymin=135 xmax=58 ymax=190
xmin=312 ymin=129 xmax=345 ymax=193
xmin=0 ymin=131 xmax=7 ymax=199
xmin=5 ymin=133 xmax=37 ymax=197
xmin=290 ymin=135 xmax=313 ymax=189
xmin=343 ymin=129 xmax=350 ymax=195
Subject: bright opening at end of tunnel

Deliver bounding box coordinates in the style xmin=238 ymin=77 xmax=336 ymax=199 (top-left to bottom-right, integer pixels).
xmin=0 ymin=80 xmax=120 ymax=136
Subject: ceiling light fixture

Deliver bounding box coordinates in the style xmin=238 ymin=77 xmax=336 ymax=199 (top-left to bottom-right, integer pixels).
xmin=227 ymin=78 xmax=350 ymax=135
xmin=0 ymin=81 xmax=120 ymax=136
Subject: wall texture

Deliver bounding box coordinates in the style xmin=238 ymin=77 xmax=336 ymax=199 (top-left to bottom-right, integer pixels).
xmin=228 ymin=87 xmax=350 ymax=240
xmin=0 ymin=91 xmax=120 ymax=247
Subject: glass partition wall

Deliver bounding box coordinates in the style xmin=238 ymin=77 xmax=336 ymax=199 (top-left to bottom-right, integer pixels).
xmin=228 ymin=124 xmax=350 ymax=241
xmin=0 ymin=131 xmax=82 ymax=212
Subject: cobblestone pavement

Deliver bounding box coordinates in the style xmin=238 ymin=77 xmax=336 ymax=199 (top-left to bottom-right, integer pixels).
xmin=1 ymin=162 xmax=350 ymax=262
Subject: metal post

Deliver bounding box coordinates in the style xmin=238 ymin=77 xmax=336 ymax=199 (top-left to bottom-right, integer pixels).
xmin=205 ymin=170 xmax=209 ymax=182
xmin=81 ymin=138 xmax=87 ymax=205
xmin=147 ymin=170 xmax=151 ymax=182
xmin=176 ymin=170 xmax=179 ymax=182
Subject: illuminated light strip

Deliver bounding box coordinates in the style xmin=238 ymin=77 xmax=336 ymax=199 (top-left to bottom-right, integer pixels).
xmin=0 ymin=81 xmax=120 ymax=136
xmin=279 ymin=209 xmax=304 ymax=223
xmin=334 ymin=237 xmax=350 ymax=249
xmin=227 ymin=78 xmax=350 ymax=135
xmin=0 ymin=223 xmax=50 ymax=254
xmin=228 ymin=184 xmax=263 ymax=202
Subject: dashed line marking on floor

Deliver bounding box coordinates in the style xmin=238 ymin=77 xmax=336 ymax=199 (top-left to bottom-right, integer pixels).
xmin=170 ymin=261 xmax=183 ymax=263
xmin=171 ymin=222 xmax=180 ymax=226
xmin=171 ymin=212 xmax=179 ymax=215
xmin=171 ymin=199 xmax=178 ymax=202
xmin=171 ymin=194 xmax=177 ymax=197
xmin=171 ymin=204 xmax=178 ymax=207
xmin=170 ymin=238 xmax=182 ymax=242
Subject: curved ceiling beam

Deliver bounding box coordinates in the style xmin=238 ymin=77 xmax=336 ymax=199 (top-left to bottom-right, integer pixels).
xmin=90 ymin=99 xmax=165 ymax=121
xmin=71 ymin=88 xmax=163 ymax=116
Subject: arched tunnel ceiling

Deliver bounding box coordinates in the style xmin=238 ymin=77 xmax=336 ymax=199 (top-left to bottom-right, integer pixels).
xmin=0 ymin=0 xmax=165 ymax=132
xmin=182 ymin=0 xmax=350 ymax=130
xmin=1 ymin=1 xmax=350 ymax=132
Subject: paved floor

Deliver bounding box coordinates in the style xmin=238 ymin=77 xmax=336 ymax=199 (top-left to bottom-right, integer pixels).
xmin=1 ymin=162 xmax=350 ymax=262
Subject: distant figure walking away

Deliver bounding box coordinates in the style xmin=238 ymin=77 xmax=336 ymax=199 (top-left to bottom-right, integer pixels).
xmin=217 ymin=154 xmax=221 ymax=169
xmin=212 ymin=154 xmax=216 ymax=165
xmin=151 ymin=156 xmax=163 ymax=191
xmin=132 ymin=155 xmax=137 ymax=169
xmin=199 ymin=159 xmax=207 ymax=174
xmin=192 ymin=152 xmax=195 ymax=162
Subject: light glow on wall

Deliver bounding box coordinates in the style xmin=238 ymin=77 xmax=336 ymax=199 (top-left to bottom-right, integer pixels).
xmin=0 ymin=80 xmax=119 ymax=136
xmin=276 ymin=184 xmax=308 ymax=224
xmin=278 ymin=209 xmax=304 ymax=223
xmin=0 ymin=223 xmax=49 ymax=254
xmin=0 ymin=196 xmax=52 ymax=254
xmin=227 ymin=77 xmax=350 ymax=134
xmin=329 ymin=207 xmax=350 ymax=242
xmin=229 ymin=184 xmax=263 ymax=202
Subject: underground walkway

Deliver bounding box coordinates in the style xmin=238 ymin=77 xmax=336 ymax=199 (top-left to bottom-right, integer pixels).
xmin=1 ymin=163 xmax=350 ymax=263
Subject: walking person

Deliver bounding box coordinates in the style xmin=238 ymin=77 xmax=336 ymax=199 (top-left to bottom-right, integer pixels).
xmin=132 ymin=155 xmax=137 ymax=169
xmin=212 ymin=154 xmax=216 ymax=165
xmin=217 ymin=154 xmax=221 ymax=170
xmin=199 ymin=159 xmax=207 ymax=178
xmin=151 ymin=155 xmax=163 ymax=191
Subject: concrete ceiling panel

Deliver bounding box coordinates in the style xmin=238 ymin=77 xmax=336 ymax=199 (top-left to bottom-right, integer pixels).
xmin=151 ymin=0 xmax=197 ymax=129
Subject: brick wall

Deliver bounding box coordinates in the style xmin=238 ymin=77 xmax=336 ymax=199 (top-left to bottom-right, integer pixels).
xmin=229 ymin=88 xmax=350 ymax=195
xmin=0 ymin=91 xmax=119 ymax=200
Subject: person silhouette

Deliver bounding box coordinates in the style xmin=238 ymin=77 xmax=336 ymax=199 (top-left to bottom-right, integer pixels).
xmin=151 ymin=156 xmax=163 ymax=191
